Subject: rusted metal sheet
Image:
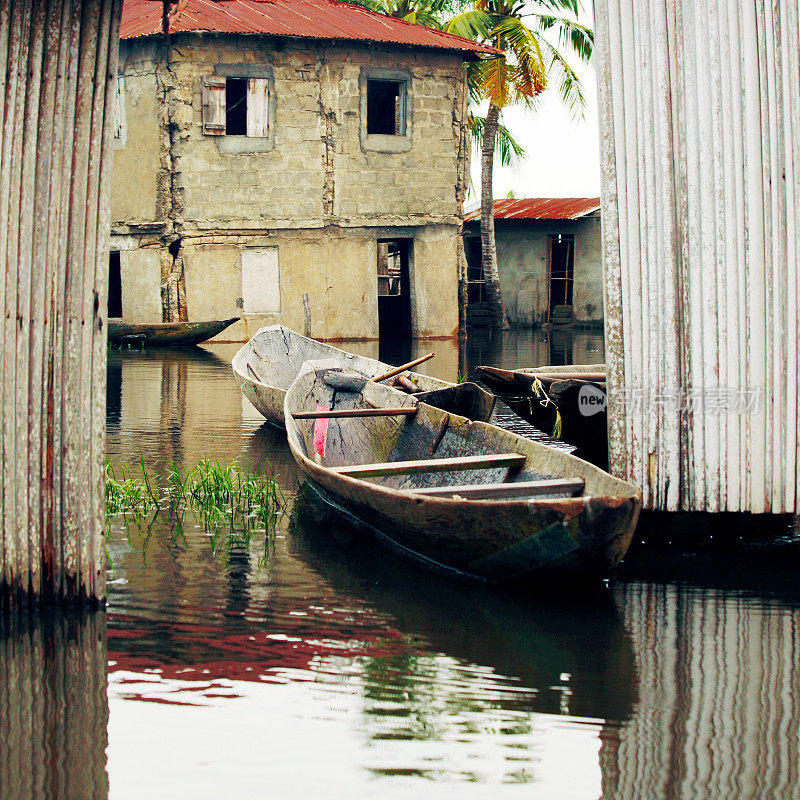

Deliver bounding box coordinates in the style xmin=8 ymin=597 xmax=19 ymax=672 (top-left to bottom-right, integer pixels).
xmin=121 ymin=0 xmax=500 ymax=57
xmin=464 ymin=197 xmax=601 ymax=223
xmin=595 ymin=0 xmax=800 ymax=512
xmin=0 ymin=0 xmax=122 ymax=607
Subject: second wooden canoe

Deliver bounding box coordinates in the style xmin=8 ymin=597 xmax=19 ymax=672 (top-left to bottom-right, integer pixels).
xmin=233 ymin=325 xmax=495 ymax=428
xmin=284 ymin=360 xmax=640 ymax=588
xmin=108 ymin=317 xmax=239 ymax=346
xmin=477 ymin=364 xmax=608 ymax=468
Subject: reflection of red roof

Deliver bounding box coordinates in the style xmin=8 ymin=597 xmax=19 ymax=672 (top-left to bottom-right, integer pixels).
xmin=121 ymin=0 xmax=500 ymax=58
xmin=107 ymin=611 xmax=410 ymax=688
xmin=464 ymin=197 xmax=601 ymax=222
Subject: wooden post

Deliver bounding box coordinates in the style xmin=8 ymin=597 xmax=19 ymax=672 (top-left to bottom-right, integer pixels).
xmin=0 ymin=0 xmax=123 ymax=608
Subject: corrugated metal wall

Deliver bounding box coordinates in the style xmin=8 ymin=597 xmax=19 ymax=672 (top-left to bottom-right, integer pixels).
xmin=595 ymin=0 xmax=800 ymax=512
xmin=0 ymin=0 xmax=122 ymax=606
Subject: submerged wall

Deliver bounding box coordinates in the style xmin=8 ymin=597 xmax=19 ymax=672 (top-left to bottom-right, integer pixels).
xmin=596 ymin=0 xmax=800 ymax=512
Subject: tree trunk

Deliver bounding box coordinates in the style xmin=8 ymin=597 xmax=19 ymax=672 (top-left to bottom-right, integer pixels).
xmin=480 ymin=103 xmax=509 ymax=330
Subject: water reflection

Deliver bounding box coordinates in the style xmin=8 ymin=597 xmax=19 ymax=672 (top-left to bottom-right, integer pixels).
xmin=97 ymin=330 xmax=800 ymax=798
xmin=602 ymin=581 xmax=800 ymax=800
xmin=107 ymin=344 xmax=264 ymax=470
xmin=290 ymin=489 xmax=638 ymax=723
xmin=0 ymin=612 xmax=108 ymax=800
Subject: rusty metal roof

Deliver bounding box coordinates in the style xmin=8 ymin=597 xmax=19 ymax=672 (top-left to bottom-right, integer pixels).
xmin=463 ymin=197 xmax=602 ymax=222
xmin=121 ymin=0 xmax=500 ymax=58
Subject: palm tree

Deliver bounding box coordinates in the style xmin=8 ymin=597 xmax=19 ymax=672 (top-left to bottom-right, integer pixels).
xmin=349 ymin=0 xmax=458 ymax=27
xmin=447 ymin=1 xmax=593 ymax=329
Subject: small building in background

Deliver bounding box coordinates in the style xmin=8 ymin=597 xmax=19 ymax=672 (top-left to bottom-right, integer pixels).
xmin=463 ymin=198 xmax=603 ymax=328
xmin=110 ymin=0 xmax=494 ymax=342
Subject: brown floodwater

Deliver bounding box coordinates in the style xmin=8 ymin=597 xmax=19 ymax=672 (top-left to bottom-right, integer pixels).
xmin=3 ymin=328 xmax=800 ymax=799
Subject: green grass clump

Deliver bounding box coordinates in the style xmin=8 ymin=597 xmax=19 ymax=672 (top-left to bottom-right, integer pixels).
xmin=106 ymin=457 xmax=284 ymax=562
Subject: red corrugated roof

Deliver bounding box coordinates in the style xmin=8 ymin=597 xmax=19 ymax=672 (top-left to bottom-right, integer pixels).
xmin=121 ymin=0 xmax=500 ymax=58
xmin=464 ymin=197 xmax=601 ymax=222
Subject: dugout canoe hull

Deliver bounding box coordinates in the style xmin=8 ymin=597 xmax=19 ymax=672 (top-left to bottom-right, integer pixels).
xmin=285 ymin=361 xmax=641 ymax=588
xmin=478 ymin=364 xmax=609 ymax=469
xmin=233 ymin=325 xmax=494 ymax=428
xmin=108 ymin=317 xmax=239 ymax=346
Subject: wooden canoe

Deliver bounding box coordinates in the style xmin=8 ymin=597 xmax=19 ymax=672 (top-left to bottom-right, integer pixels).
xmin=232 ymin=324 xmax=495 ymax=428
xmin=108 ymin=317 xmax=239 ymax=346
xmin=284 ymin=360 xmax=640 ymax=587
xmin=477 ymin=364 xmax=609 ymax=469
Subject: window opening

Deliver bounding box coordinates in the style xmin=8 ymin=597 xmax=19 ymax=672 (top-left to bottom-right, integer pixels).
xmin=203 ymin=76 xmax=269 ymax=137
xmin=465 ymin=237 xmax=486 ymax=304
xmin=226 ymin=78 xmax=247 ymax=136
xmin=367 ymin=80 xmax=405 ymax=136
xmin=549 ymin=233 xmax=574 ymax=317
xmin=108 ymin=251 xmax=122 ymax=318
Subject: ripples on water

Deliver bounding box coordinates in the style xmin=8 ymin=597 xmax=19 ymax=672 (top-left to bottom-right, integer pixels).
xmin=3 ymin=329 xmax=800 ymax=799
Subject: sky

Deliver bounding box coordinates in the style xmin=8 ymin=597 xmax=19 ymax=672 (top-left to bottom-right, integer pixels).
xmin=465 ymin=4 xmax=601 ymax=206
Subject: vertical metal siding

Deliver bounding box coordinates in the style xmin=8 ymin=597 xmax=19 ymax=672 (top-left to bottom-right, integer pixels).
xmin=0 ymin=0 xmax=122 ymax=607
xmin=595 ymin=0 xmax=800 ymax=512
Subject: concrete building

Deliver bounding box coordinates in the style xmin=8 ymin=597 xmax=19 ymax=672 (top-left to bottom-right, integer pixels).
xmin=463 ymin=198 xmax=603 ymax=327
xmin=110 ymin=0 xmax=495 ymax=341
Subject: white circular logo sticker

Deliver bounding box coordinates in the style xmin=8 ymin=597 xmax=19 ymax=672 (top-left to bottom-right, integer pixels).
xmin=578 ymin=384 xmax=607 ymax=416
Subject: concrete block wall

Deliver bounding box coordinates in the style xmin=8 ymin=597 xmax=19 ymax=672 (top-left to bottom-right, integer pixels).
xmin=110 ymin=35 xmax=467 ymax=339
xmin=464 ymin=215 xmax=603 ymax=327
xmin=174 ymin=224 xmax=458 ymax=342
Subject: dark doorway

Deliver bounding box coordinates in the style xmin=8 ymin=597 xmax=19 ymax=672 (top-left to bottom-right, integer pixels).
xmin=465 ymin=237 xmax=485 ymax=304
xmin=108 ymin=251 xmax=122 ymax=318
xmin=548 ymin=234 xmax=574 ymax=317
xmin=377 ymin=239 xmax=412 ymax=339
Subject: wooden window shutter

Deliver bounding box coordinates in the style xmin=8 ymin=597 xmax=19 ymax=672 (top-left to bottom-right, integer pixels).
xmin=246 ymin=78 xmax=269 ymax=137
xmin=202 ymin=76 xmax=226 ymax=134
xmin=114 ymin=75 xmax=125 ymax=139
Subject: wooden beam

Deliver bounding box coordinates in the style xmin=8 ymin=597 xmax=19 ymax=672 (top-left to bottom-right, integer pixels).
xmin=331 ymin=453 xmax=526 ymax=478
xmin=372 ymin=352 xmax=434 ymax=382
xmin=293 ymin=407 xmax=417 ymax=419
xmin=406 ymin=478 xmax=585 ymax=499
xmin=533 ymin=372 xmax=606 ymax=382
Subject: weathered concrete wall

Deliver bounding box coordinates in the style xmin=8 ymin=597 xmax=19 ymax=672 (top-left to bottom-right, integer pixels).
xmin=464 ymin=215 xmax=603 ymax=326
xmin=178 ymin=224 xmax=458 ymax=342
xmin=166 ymin=36 xmax=464 ymax=228
xmin=111 ymin=40 xmax=162 ymax=224
xmin=121 ymin=248 xmax=162 ymax=322
xmin=110 ymin=34 xmax=467 ymax=339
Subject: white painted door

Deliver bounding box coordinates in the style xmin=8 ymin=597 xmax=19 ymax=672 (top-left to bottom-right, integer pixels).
xmin=242 ymin=247 xmax=280 ymax=313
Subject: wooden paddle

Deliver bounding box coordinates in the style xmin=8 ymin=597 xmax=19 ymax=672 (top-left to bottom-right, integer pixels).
xmin=373 ymin=353 xmax=434 ymax=382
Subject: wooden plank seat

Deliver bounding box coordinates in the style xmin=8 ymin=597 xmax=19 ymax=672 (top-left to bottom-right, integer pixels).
xmin=330 ymin=453 xmax=526 ymax=478
xmin=293 ymin=407 xmax=417 ymax=419
xmin=406 ymin=478 xmax=585 ymax=500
